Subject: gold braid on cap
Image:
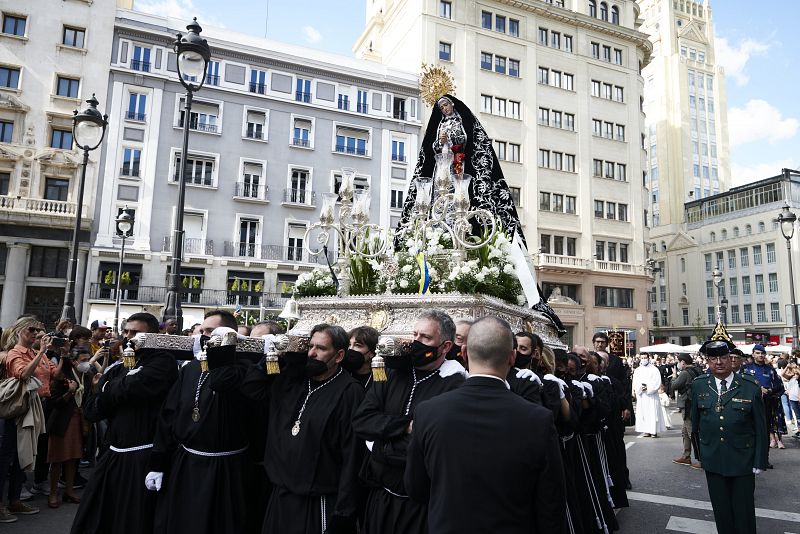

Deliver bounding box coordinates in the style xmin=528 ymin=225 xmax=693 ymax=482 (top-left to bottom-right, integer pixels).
xmin=710 ymin=318 xmax=733 ymax=344
xmin=420 ymin=63 xmax=456 ymax=107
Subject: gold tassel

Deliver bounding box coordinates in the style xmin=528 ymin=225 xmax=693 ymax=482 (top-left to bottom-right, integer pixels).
xmin=371 ymin=355 xmax=387 ymax=382
xmin=200 ymin=359 xmax=209 ymax=373
xmin=199 ymin=343 xmax=209 ymax=373
xmin=265 ymin=354 xmax=280 ymax=375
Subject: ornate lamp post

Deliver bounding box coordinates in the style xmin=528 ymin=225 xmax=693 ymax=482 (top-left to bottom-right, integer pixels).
xmin=712 ymin=268 xmax=723 ymax=323
xmin=61 ymin=94 xmax=108 ymax=324
xmin=114 ymin=208 xmax=135 ymax=333
xmin=778 ymin=204 xmax=799 ymax=350
xmin=163 ymin=18 xmax=210 ymax=330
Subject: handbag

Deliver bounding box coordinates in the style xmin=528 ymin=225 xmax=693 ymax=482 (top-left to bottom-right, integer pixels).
xmin=0 ymin=377 xmax=30 ymax=419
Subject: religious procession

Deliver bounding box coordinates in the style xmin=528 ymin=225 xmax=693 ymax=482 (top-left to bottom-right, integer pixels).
xmin=0 ymin=13 xmax=794 ymax=533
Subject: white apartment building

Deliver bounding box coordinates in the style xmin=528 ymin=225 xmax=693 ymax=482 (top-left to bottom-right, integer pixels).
xmin=649 ymin=169 xmax=800 ymax=345
xmin=638 ymin=0 xmax=731 ymax=230
xmin=0 ymin=0 xmax=120 ymax=327
xmin=84 ymin=9 xmax=421 ymax=328
xmin=355 ymin=0 xmax=653 ymax=347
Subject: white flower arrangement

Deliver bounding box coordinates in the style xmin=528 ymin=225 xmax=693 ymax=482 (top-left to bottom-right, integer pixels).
xmin=295 ymin=267 xmax=337 ymax=297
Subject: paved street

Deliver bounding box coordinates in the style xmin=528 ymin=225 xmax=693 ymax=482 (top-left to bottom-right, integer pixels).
xmin=6 ymin=410 xmax=800 ymax=533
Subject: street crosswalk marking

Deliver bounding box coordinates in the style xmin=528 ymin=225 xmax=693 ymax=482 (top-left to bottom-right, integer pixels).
xmin=666 ymin=516 xmax=717 ymax=534
xmin=628 ymin=492 xmax=800 ymax=523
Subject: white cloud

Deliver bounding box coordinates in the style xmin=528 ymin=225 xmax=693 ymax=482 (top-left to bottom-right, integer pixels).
xmin=731 ymin=159 xmax=797 ymax=187
xmin=135 ymin=0 xmax=196 ymax=19
xmin=728 ymin=99 xmax=799 ymax=147
xmin=302 ymin=25 xmax=322 ymax=44
xmin=715 ymin=36 xmax=769 ymax=86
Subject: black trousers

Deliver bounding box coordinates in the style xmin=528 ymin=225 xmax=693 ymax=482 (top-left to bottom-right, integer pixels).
xmin=705 ymin=471 xmax=756 ymax=534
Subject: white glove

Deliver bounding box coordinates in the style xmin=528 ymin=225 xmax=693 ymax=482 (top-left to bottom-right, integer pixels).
xmin=571 ymin=380 xmax=586 ymax=398
xmin=126 ymin=368 xmax=141 ymax=376
xmin=145 ymin=471 xmax=163 ymax=491
xmin=131 ymin=332 xmax=148 ymax=348
xmin=192 ymin=334 xmax=203 ymax=358
xmin=601 ymin=376 xmax=611 ymax=382
xmin=543 ymin=374 xmax=567 ymax=399
xmin=587 ymin=373 xmax=600 ymax=381
xmin=752 ymin=468 xmax=763 ymax=475
xmin=581 ymin=381 xmax=594 ymax=398
xmin=515 ymin=368 xmax=542 ymax=385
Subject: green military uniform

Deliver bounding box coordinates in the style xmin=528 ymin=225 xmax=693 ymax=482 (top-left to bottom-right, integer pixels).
xmin=690 ymin=372 xmax=768 ymax=534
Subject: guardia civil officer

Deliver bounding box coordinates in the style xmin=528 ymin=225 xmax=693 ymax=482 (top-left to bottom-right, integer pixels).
xmin=690 ymin=340 xmax=768 ymax=534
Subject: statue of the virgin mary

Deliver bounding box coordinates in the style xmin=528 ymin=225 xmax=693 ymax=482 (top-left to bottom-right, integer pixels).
xmin=395 ymin=72 xmax=565 ymax=335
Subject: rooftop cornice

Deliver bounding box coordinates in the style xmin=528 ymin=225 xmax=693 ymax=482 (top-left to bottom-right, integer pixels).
xmin=115 ymin=22 xmax=419 ymax=96
xmin=495 ymin=1 xmax=654 ymax=65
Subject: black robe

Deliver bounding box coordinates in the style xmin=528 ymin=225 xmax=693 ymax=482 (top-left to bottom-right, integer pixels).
xmin=150 ymin=349 xmax=250 ymax=534
xmin=71 ymin=350 xmax=178 ymax=534
xmin=352 ymin=365 xmax=465 ymax=534
xmin=507 ymin=367 xmax=543 ymax=405
xmin=241 ymin=360 xmax=366 ymax=534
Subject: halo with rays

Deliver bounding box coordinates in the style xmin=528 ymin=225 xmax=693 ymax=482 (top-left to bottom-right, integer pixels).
xmin=419 ymin=63 xmax=456 ymax=108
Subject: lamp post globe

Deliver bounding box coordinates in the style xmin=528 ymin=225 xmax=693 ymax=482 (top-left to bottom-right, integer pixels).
xmin=61 ymin=94 xmax=108 ymax=324
xmin=116 ymin=209 xmax=134 ymax=237
xmin=175 ymin=18 xmax=211 ymax=92
xmin=779 ymin=204 xmax=797 ymax=241
xmin=712 ymin=268 xmax=723 ymax=288
xmin=72 ymin=94 xmax=108 ymax=151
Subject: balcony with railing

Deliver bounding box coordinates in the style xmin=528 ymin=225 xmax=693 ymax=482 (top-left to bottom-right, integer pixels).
xmin=356 ymin=103 xmax=369 ymax=114
xmin=161 ymin=236 xmax=214 ymax=255
xmin=125 ymin=111 xmax=146 ymax=121
xmin=393 ymin=110 xmax=407 ymax=120
xmin=295 ymin=91 xmax=312 ymax=103
xmin=205 ymin=74 xmax=220 ymax=86
xmin=87 ymin=283 xmax=288 ymax=309
xmin=233 ymin=182 xmax=269 ymax=201
xmin=282 ymin=188 xmax=315 ymax=207
xmin=334 ymin=144 xmax=368 ymax=157
xmin=292 ymin=137 xmax=311 ymax=148
xmin=245 ymin=126 xmax=264 ymax=140
xmin=120 ymin=166 xmax=140 ymax=177
xmin=130 ymin=60 xmax=150 ymax=72
xmin=337 ymin=97 xmax=349 ymax=111
xmin=177 ymin=117 xmax=218 ymax=133
xmin=223 ymin=242 xmax=332 ymax=265
xmin=391 ymin=153 xmax=407 ymax=163
xmin=0 ymin=196 xmax=87 ymax=229
xmin=249 ymin=82 xmax=266 ymax=94
xmin=535 ymin=254 xmax=587 ymax=269
xmin=593 ymin=260 xmax=643 ymax=274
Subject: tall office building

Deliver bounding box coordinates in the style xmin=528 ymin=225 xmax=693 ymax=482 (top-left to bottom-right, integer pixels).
xmin=355 ymin=0 xmax=654 ymax=347
xmin=638 ymin=0 xmax=731 ymax=229
xmin=0 ymin=0 xmax=119 ymax=326
xmin=84 ymin=9 xmax=420 ymax=327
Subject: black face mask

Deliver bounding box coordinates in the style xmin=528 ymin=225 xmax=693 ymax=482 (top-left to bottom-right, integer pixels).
xmin=305 ymin=357 xmax=330 ymax=378
xmin=409 ymin=340 xmax=442 ymax=368
xmin=385 ymin=353 xmax=412 ymax=371
xmin=445 ymin=344 xmax=462 ymax=361
xmin=515 ymin=354 xmax=532 ymax=370
xmin=342 ymin=349 xmax=366 ymax=373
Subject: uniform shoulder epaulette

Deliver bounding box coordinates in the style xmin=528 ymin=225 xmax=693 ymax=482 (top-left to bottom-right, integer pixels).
xmin=738 ymin=372 xmax=759 ymax=385
xmin=692 ymin=374 xmax=709 ymax=384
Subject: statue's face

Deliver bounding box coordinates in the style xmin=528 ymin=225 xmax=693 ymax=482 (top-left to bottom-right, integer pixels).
xmin=439 ymin=99 xmax=454 ymax=116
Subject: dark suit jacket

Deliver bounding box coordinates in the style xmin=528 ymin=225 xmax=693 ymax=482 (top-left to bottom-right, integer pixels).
xmin=405 ymin=376 xmax=566 ymax=534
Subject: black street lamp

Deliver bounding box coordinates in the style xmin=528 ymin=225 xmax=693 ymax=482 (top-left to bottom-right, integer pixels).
xmin=114 ymin=207 xmax=135 ymax=333
xmin=163 ymin=18 xmax=211 ymax=330
xmin=778 ymin=203 xmax=799 ymax=350
xmin=61 ymin=94 xmax=108 ymax=325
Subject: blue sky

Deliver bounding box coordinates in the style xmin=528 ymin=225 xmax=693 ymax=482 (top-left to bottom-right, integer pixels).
xmin=134 ymin=0 xmax=799 ymax=186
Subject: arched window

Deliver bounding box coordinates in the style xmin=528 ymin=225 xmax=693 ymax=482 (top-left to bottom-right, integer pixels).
xmin=745 ymin=224 xmax=752 ymax=235
xmin=589 ymin=0 xmax=597 ymax=17
xmin=600 ymin=1 xmax=609 ymax=21
xmin=710 ymin=231 xmax=716 ymax=242
xmin=758 ymin=221 xmax=765 ymax=233
xmin=661 ymin=241 xmax=667 ymax=252
xmin=680 ymin=257 xmax=686 ymax=272
xmin=611 ymin=5 xmax=620 ymax=24
xmin=733 ymin=226 xmax=739 ymax=237
xmin=721 ymin=229 xmax=727 ymax=240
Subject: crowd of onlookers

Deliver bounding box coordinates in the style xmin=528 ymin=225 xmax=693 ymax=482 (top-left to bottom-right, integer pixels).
xmin=0 ymin=313 xmax=282 ymax=523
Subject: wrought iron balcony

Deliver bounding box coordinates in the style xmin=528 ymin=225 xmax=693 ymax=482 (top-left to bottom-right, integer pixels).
xmin=234 ymin=181 xmax=268 ymax=201
xmin=177 ymin=118 xmax=218 ymax=133
xmin=356 ymin=103 xmax=369 ymax=114
xmin=205 ymin=74 xmax=220 ymax=86
xmin=125 ymin=111 xmax=146 ymax=121
xmin=391 ymin=153 xmax=407 ymax=162
xmin=393 ymin=110 xmax=407 ymax=120
xmin=88 ymin=283 xmax=288 ymax=309
xmin=223 ymin=242 xmax=332 ymax=265
xmin=161 ymin=236 xmax=214 ymax=255
xmin=292 ymin=137 xmax=310 ymax=147
xmin=249 ymin=82 xmax=266 ymax=94
xmin=130 ymin=60 xmax=150 ymax=72
xmin=120 ymin=166 xmax=140 ymax=177
xmin=334 ymin=144 xmax=368 ymax=157
xmin=295 ymin=91 xmax=312 ymax=103
xmin=282 ymin=188 xmax=315 ymax=206
xmin=245 ymin=127 xmax=264 ymax=140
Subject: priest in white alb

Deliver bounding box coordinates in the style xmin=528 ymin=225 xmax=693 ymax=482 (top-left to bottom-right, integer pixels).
xmin=632 ymin=356 xmax=666 ymax=437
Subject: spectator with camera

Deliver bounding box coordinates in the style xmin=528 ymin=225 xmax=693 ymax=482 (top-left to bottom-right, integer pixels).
xmin=88 ymin=320 xmax=111 ymax=356
xmin=45 ymin=336 xmax=93 ymax=508
xmin=0 ymin=317 xmax=66 ymax=521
